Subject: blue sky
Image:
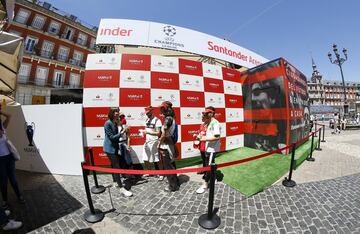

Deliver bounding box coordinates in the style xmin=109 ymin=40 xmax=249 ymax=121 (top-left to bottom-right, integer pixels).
xmin=48 ymin=0 xmax=359 ymax=82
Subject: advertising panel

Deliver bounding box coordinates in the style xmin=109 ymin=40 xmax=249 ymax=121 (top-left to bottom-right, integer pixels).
xmin=97 ymin=19 xmax=268 ymax=68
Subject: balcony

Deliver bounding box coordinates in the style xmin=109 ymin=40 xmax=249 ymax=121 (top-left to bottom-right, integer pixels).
xmin=57 ymin=54 xmax=68 ymax=62
xmin=76 ymin=38 xmax=86 ymax=46
xmin=17 ymin=77 xmax=68 ymax=89
xmin=17 ymin=75 xmax=29 ymax=84
xmin=40 ymin=50 xmax=53 ymax=59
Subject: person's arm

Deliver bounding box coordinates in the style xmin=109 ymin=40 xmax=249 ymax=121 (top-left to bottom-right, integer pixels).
xmin=0 ymin=111 xmax=11 ymax=129
xmin=104 ymin=122 xmax=121 ymax=141
xmin=200 ymin=122 xmax=220 ymax=142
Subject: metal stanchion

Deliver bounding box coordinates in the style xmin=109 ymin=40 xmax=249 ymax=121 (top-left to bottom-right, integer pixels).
xmin=314 ymin=122 xmax=318 ymax=136
xmin=282 ymin=143 xmax=297 ymax=187
xmin=198 ymin=163 xmax=221 ymax=229
xmin=321 ymin=125 xmax=326 ymax=142
xmin=307 ymin=133 xmax=315 ymax=162
xmin=89 ymin=148 xmax=106 ymax=194
xmin=316 ymin=129 xmax=322 ymax=151
xmin=82 ymin=162 xmax=104 ymax=223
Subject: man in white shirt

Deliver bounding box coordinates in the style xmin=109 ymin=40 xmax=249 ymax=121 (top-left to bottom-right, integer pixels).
xmin=196 ymin=107 xmax=220 ymax=194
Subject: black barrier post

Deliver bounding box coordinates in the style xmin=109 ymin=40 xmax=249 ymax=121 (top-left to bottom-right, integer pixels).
xmin=321 ymin=126 xmax=326 ymax=142
xmin=316 ymin=130 xmax=322 ymax=151
xmin=198 ymin=163 xmax=221 ymax=229
xmin=89 ymin=148 xmax=105 ymax=194
xmin=314 ymin=122 xmax=318 ymax=137
xmin=282 ymin=143 xmax=297 ymax=187
xmin=307 ymin=133 xmax=315 ymax=162
xmin=82 ymin=162 xmax=104 ymax=223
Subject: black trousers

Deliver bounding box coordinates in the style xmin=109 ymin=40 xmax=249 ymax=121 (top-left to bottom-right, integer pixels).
xmin=159 ymin=149 xmax=179 ymax=191
xmin=203 ymin=152 xmax=216 ymax=183
xmin=0 ymin=154 xmax=21 ymax=202
xmin=107 ymin=153 xmax=131 ymax=190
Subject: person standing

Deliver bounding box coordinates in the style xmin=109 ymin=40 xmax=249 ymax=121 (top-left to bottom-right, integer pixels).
xmin=0 ymin=109 xmax=25 ymax=208
xmin=103 ymin=108 xmax=133 ymax=197
xmin=158 ymin=101 xmax=180 ymax=192
xmin=196 ymin=107 xmax=221 ymax=194
xmin=141 ymin=106 xmax=163 ymax=180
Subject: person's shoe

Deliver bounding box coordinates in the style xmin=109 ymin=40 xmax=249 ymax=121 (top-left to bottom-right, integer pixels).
xmin=2 ymin=220 xmax=23 ymax=231
xmin=196 ymin=184 xmax=208 ymax=194
xmin=5 ymin=210 xmax=10 ymax=216
xmin=113 ymin=182 xmax=119 ymax=188
xmin=164 ymin=186 xmax=179 ymax=192
xmin=158 ymin=176 xmax=164 ymax=181
xmin=119 ymin=187 xmax=133 ymax=197
xmin=18 ymin=197 xmax=25 ymax=204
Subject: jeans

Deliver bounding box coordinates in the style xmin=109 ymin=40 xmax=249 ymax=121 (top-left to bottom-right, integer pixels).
xmin=203 ymin=152 xmax=216 ymax=183
xmin=159 ymin=149 xmax=179 ymax=191
xmin=107 ymin=153 xmax=131 ymax=190
xmin=0 ymin=154 xmax=21 ymax=203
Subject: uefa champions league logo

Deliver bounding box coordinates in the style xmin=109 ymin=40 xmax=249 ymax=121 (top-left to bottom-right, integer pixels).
xmin=163 ymin=25 xmax=176 ymax=37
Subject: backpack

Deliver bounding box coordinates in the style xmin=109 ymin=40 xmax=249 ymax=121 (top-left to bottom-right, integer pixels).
xmin=171 ymin=123 xmax=178 ymax=144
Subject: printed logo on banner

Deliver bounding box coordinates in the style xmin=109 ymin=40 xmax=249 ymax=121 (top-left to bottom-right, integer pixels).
xmin=149 ymin=24 xmax=186 ymax=51
xmin=226 ymin=135 xmax=244 ymax=151
xmin=151 ymin=55 xmax=179 ymax=73
xmin=179 ymin=74 xmax=204 ymax=92
xmin=202 ymin=63 xmax=223 ymax=79
xmin=224 ymin=80 xmax=242 ymax=95
xmin=83 ymin=70 xmax=120 ymax=88
xmin=150 ymin=89 xmax=180 ymax=107
xmin=180 ymin=91 xmax=205 ymax=107
xmin=83 ymin=107 xmax=111 ymax=127
xmin=129 ymin=127 xmax=146 ymax=145
xmin=205 ymin=92 xmax=225 ymax=108
xmin=213 ymin=108 xmax=226 ymax=123
xmin=222 ymin=67 xmax=242 ymax=83
xmin=204 ymin=77 xmax=224 ymax=93
xmin=181 ymin=124 xmax=201 ymax=142
xmin=83 ymin=88 xmax=119 ymax=107
xmin=121 ymin=54 xmax=151 ymax=70
xmin=225 ymin=94 xmax=243 ymax=108
xmin=226 ymin=108 xmax=244 ymax=122
xmin=219 ymin=123 xmax=227 ymax=138
xmin=181 ymin=141 xmax=200 ymax=159
xmin=179 ymin=59 xmax=203 ymax=76
xmin=226 ymin=122 xmax=244 ymax=136
xmin=120 ymin=88 xmax=151 ymax=107
xmin=83 ymin=127 xmax=104 ymax=147
xmin=84 ymin=146 xmax=109 ymax=166
xmin=118 ymin=107 xmax=148 ymax=126
xmin=120 ymin=70 xmax=151 ymax=88
xmin=85 ymin=54 xmax=121 ymax=70
xmin=180 ymin=108 xmax=203 ymax=125
xmin=151 ymin=72 xmax=179 ymax=90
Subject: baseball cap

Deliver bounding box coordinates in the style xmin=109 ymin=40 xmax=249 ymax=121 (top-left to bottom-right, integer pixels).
xmin=159 ymin=101 xmax=172 ymax=108
xmin=202 ymin=108 xmax=214 ymax=115
xmin=119 ymin=112 xmax=125 ymax=117
xmin=144 ymin=107 xmax=154 ymax=114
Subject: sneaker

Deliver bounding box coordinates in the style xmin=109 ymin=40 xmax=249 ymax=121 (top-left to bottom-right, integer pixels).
xmin=196 ymin=184 xmax=208 ymax=194
xmin=4 ymin=210 xmax=10 ymax=216
xmin=158 ymin=176 xmax=164 ymax=181
xmin=119 ymin=187 xmax=133 ymax=197
xmin=2 ymin=220 xmax=23 ymax=231
xmin=164 ymin=186 xmax=179 ymax=192
xmin=113 ymin=182 xmax=119 ymax=188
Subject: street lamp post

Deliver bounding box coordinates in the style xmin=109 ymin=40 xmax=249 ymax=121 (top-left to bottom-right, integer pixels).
xmin=328 ymin=44 xmax=348 ymax=115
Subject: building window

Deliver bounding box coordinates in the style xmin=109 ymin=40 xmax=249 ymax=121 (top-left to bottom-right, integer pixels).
xmin=71 ymin=51 xmax=83 ymax=65
xmin=14 ymin=9 xmax=30 ymax=24
xmin=69 ymin=73 xmax=80 ymax=88
xmin=77 ymin=33 xmax=87 ymax=46
xmin=90 ymin=38 xmax=96 ymax=49
xmin=24 ymin=36 xmax=38 ymax=53
xmin=32 ymin=15 xmax=46 ymax=29
xmin=18 ymin=64 xmax=31 ymax=83
xmin=41 ymin=41 xmax=54 ymax=58
xmin=53 ymin=71 xmax=65 ymax=87
xmin=48 ymin=21 xmax=60 ymax=34
xmin=57 ymin=46 xmax=69 ymax=62
xmin=35 ymin=67 xmax=48 ymax=86
xmin=63 ymin=27 xmax=74 ymax=40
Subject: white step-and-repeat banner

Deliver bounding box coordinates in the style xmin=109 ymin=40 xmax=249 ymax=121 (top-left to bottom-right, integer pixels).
xmin=5 ymin=104 xmax=84 ymax=175
xmin=83 ymin=53 xmax=245 ymax=165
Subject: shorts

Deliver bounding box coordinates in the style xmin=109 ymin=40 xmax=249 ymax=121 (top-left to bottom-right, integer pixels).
xmin=142 ymin=140 xmax=160 ymax=163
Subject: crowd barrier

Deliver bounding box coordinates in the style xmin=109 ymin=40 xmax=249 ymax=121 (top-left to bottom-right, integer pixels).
xmin=80 ymin=126 xmax=325 ymax=229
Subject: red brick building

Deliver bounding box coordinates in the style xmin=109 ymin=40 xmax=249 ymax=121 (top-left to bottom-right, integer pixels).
xmin=5 ymin=0 xmax=97 ymax=104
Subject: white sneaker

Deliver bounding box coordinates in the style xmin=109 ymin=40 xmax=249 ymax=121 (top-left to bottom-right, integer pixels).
xmin=113 ymin=182 xmax=119 ymax=188
xmin=2 ymin=220 xmax=23 ymax=231
xmin=119 ymin=187 xmax=133 ymax=197
xmin=4 ymin=210 xmax=10 ymax=216
xmin=158 ymin=176 xmax=164 ymax=181
xmin=196 ymin=184 xmax=208 ymax=194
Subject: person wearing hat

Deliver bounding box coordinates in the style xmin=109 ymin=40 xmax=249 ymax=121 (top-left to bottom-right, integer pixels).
xmin=158 ymin=101 xmax=180 ymax=192
xmin=118 ymin=112 xmax=133 ymax=171
xmin=103 ymin=108 xmax=133 ymax=197
xmin=196 ymin=107 xmax=220 ymax=194
xmin=141 ymin=106 xmax=163 ymax=179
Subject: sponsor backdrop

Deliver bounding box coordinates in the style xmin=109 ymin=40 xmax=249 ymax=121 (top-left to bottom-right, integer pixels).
xmin=241 ymin=58 xmax=309 ymax=153
xmin=6 ymin=104 xmax=84 ymax=175
xmin=83 ymin=53 xmax=245 ymax=165
xmin=96 ymin=19 xmax=268 ymax=69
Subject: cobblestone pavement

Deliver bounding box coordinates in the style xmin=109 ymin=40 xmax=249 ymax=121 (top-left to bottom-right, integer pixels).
xmin=5 ymin=127 xmax=360 ymax=233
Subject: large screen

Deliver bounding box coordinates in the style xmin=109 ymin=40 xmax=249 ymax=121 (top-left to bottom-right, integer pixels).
xmin=83 ymin=53 xmax=245 ymax=165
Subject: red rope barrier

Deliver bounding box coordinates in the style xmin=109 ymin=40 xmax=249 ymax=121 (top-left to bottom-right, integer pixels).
xmin=82 ymin=128 xmax=322 ymax=175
